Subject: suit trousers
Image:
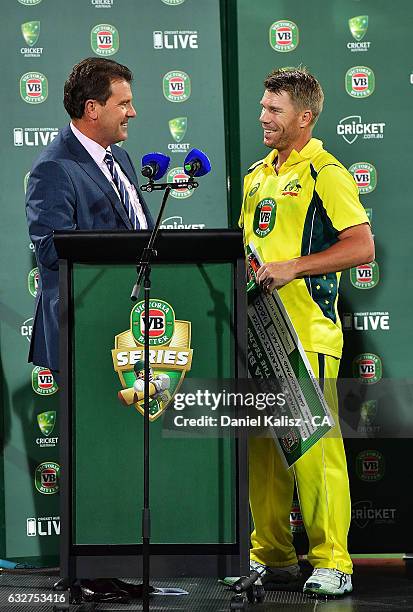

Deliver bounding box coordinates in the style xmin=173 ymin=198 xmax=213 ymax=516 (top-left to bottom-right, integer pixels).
xmin=249 ymin=351 xmax=353 ymax=574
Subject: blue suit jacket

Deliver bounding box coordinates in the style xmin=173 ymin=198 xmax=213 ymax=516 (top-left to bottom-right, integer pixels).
xmin=26 ymin=124 xmax=153 ymax=371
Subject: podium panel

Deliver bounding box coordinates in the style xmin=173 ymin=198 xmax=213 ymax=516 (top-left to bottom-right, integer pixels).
xmin=72 ymin=263 xmax=236 ymax=545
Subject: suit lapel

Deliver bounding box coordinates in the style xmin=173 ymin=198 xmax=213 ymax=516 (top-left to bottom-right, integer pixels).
xmin=63 ymin=126 xmax=132 ymax=228
xmin=111 ymin=146 xmax=154 ymax=229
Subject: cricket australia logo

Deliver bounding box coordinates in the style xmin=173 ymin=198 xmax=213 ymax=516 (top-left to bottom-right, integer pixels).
xmin=112 ymin=299 xmax=193 ymax=421
xmin=281 ymin=177 xmax=301 ymax=196
xmin=253 ymin=198 xmax=276 ymax=237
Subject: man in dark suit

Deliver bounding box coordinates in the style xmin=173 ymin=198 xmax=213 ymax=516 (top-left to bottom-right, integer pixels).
xmin=25 ymin=57 xmax=153 ymax=603
xmin=26 ymin=57 xmax=153 ymax=376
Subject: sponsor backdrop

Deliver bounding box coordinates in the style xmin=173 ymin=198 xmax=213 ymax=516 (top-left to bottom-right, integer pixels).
xmin=0 ymin=0 xmax=227 ymax=564
xmin=236 ymin=0 xmax=413 ymax=552
xmin=1 ymin=0 xmax=412 ymax=564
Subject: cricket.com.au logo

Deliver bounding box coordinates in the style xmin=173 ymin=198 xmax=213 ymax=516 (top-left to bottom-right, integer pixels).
xmin=20 ymin=72 xmax=48 ymax=104
xmin=18 ymin=0 xmax=42 ymax=5
xmin=347 ymin=15 xmax=371 ymax=52
xmin=337 ymin=116 xmax=385 ymax=144
xmin=91 ymin=24 xmax=119 ymax=56
xmin=36 ymin=411 xmax=58 ymax=448
xmin=356 ymin=450 xmax=385 ymax=482
xmin=112 ymin=298 xmax=193 ymax=421
xmin=349 ymin=162 xmax=377 ymax=194
xmin=350 ymin=260 xmax=379 ymax=289
xmin=32 ymin=367 xmax=58 ymax=396
xmin=161 ymin=0 xmax=186 ymax=5
xmin=345 ymin=66 xmax=375 ymax=98
xmin=21 ymin=317 xmax=33 ymax=342
xmin=167 ymin=167 xmax=194 ymax=199
xmin=253 ymin=198 xmax=276 ymax=238
xmin=352 ymin=500 xmax=396 ymax=529
xmin=28 ymin=267 xmax=39 ymax=297
xmin=168 ymin=117 xmax=190 ymax=154
xmin=353 ymin=353 xmax=382 ymax=384
xmin=21 ymin=21 xmax=43 ymax=57
xmin=163 ymin=71 xmax=191 ymax=103
xmin=269 ymin=20 xmax=299 ymax=52
xmin=35 ymin=461 xmax=60 ymax=495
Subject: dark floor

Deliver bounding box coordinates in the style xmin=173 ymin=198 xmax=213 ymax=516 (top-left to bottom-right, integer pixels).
xmin=0 ymin=561 xmax=412 ymax=612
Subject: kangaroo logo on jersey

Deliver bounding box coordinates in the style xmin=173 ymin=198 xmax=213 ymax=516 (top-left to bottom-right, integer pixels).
xmin=349 ymin=162 xmax=377 ymax=194
xmin=253 ymin=198 xmax=276 ymax=237
xmin=269 ymin=20 xmax=299 ymax=52
xmin=345 ymin=66 xmax=375 ymax=98
xmin=282 ymin=177 xmax=302 ymax=196
xmin=350 ymin=261 xmax=379 ymax=289
xmin=353 ymin=353 xmax=382 ymax=384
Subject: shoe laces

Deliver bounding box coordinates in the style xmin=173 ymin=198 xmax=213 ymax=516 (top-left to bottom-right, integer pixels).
xmin=311 ymin=568 xmax=349 ymax=583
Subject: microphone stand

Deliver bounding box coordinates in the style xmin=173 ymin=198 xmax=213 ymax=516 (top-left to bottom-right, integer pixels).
xmin=130 ymin=175 xmax=198 ymax=612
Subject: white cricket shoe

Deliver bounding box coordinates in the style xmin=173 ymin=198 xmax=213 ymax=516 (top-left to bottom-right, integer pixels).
xmin=250 ymin=559 xmax=301 ymax=584
xmin=303 ymin=568 xmax=353 ymax=597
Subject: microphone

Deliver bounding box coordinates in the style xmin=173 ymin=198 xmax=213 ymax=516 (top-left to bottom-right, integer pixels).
xmin=141 ymin=152 xmax=170 ymax=180
xmin=183 ymin=148 xmax=211 ymax=177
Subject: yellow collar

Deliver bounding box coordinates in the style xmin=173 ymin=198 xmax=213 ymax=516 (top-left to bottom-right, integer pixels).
xmin=262 ymin=138 xmax=323 ymax=170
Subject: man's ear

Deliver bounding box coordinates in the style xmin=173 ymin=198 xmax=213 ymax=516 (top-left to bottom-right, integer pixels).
xmin=84 ymin=99 xmax=98 ymax=120
xmin=300 ymin=110 xmax=313 ymax=128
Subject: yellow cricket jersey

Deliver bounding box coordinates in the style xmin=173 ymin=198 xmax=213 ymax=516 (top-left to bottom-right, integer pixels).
xmin=240 ymin=138 xmax=369 ymax=358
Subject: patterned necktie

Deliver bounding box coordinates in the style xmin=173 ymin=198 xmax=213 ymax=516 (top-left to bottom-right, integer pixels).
xmin=104 ymin=150 xmax=140 ymax=229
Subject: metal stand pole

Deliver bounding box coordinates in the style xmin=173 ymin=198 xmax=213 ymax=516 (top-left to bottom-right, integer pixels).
xmin=142 ymin=267 xmax=151 ymax=612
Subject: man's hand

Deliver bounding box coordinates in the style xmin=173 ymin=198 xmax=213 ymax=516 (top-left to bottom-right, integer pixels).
xmin=256 ymin=260 xmax=299 ymax=292
xmin=255 ymin=223 xmax=375 ymax=294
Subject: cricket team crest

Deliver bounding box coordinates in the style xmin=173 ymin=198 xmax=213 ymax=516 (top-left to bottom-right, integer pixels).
xmin=112 ymin=299 xmax=193 ymax=421
xmin=21 ymin=21 xmax=40 ymax=47
xmin=349 ymin=16 xmax=368 ymax=41
xmin=37 ymin=411 xmax=56 ymax=436
xmin=169 ymin=117 xmax=187 ymax=142
xmin=282 ymin=177 xmax=302 ymax=196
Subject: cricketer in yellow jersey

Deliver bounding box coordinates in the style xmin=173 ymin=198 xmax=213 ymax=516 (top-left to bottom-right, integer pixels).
xmin=239 ymin=68 xmax=375 ymax=597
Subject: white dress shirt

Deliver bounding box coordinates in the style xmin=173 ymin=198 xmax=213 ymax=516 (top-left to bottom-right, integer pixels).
xmin=70 ymin=123 xmax=148 ymax=229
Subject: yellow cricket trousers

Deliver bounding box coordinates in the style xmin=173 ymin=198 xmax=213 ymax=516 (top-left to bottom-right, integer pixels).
xmin=249 ymin=351 xmax=352 ymax=574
